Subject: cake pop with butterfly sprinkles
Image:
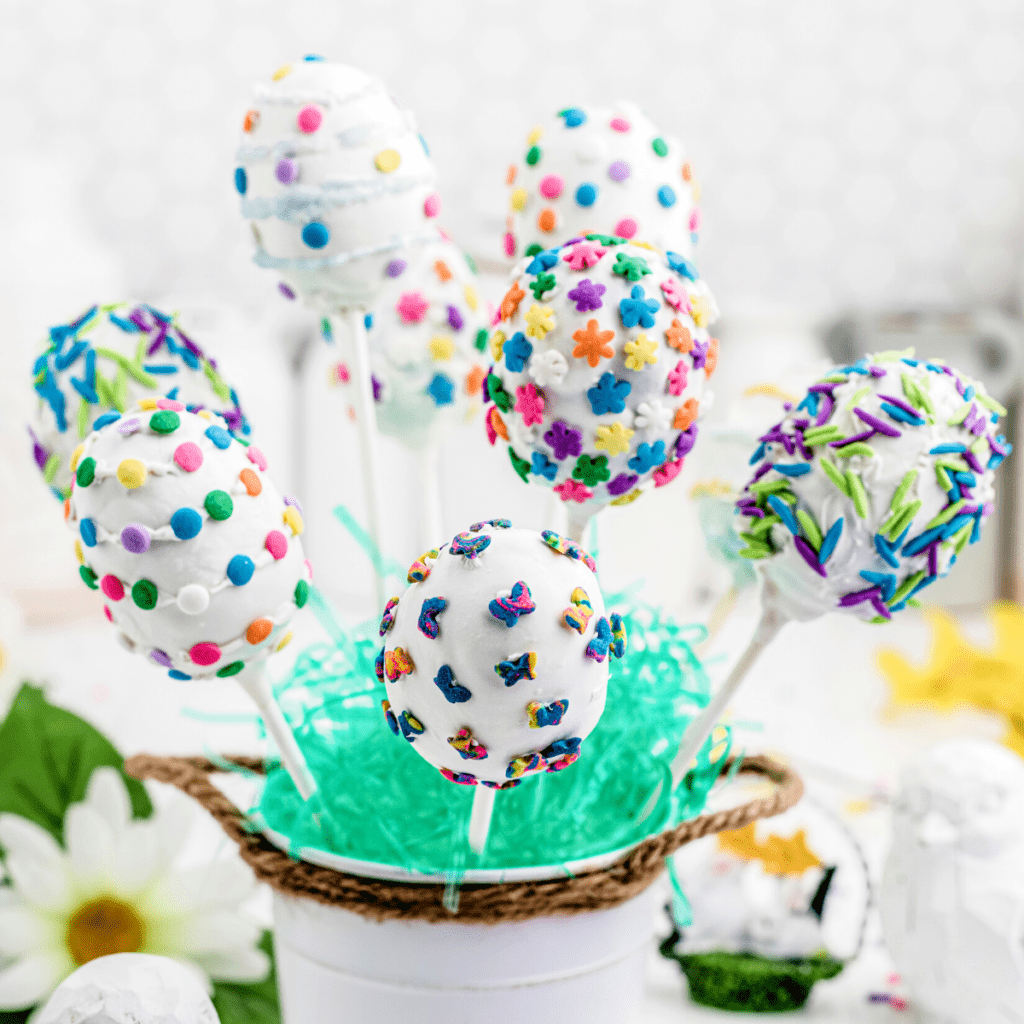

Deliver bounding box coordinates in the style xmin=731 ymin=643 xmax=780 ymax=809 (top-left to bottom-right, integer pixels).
xmin=30 ymin=302 xmax=248 ymax=502
xmin=503 ymin=103 xmax=701 ymax=264
xmin=484 ymin=236 xmax=718 ymax=528
xmin=378 ymin=522 xmax=624 ymax=800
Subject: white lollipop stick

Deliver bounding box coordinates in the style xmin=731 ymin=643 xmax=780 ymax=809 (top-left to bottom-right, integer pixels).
xmin=670 ymin=599 xmax=788 ymax=788
xmin=417 ymin=443 xmax=443 ymax=553
xmin=566 ymin=509 xmax=592 ymax=545
xmin=468 ymin=786 xmax=496 ymax=854
xmin=343 ymin=307 xmax=388 ymax=613
xmin=236 ymin=663 xmax=317 ymax=801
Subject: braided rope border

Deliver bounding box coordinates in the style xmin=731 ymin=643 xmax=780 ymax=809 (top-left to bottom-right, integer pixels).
xmin=125 ymin=752 xmax=802 ymax=924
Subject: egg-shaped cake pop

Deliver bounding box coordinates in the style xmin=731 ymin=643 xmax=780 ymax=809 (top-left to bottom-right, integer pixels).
xmin=236 ymin=55 xmax=440 ymax=310
xmin=484 ymin=237 xmax=718 ymax=511
xmin=503 ymin=103 xmax=701 ymax=263
xmin=329 ymin=234 xmax=489 ymax=448
xmin=735 ymin=351 xmax=1011 ymax=622
xmin=30 ymin=302 xmax=249 ymax=502
xmin=377 ymin=521 xmax=625 ymax=787
xmin=67 ymin=400 xmax=311 ymax=679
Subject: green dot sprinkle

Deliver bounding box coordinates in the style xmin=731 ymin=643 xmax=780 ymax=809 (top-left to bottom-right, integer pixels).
xmin=205 ymin=490 xmax=234 ymax=521
xmin=132 ymin=579 xmax=158 ymax=610
xmin=652 ymin=137 xmax=668 ymax=157
xmin=217 ymin=661 xmax=245 ymax=678
xmin=295 ymin=579 xmax=310 ymax=608
xmin=76 ymin=457 xmax=96 ymax=488
xmin=525 ymin=145 xmax=541 ymax=166
xmin=80 ymin=565 xmax=98 ymax=589
xmin=149 ymin=410 xmax=181 ymax=434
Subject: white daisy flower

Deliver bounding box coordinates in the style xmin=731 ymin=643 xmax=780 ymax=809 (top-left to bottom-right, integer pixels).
xmin=0 ymin=767 xmax=267 ymax=1012
xmin=527 ymin=349 xmax=568 ymax=388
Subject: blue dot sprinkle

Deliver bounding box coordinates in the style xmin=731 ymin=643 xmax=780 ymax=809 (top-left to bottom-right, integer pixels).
xmin=170 ymin=508 xmax=203 ymax=541
xmin=80 ymin=518 xmax=97 ymax=547
xmin=575 ymin=183 xmax=598 ymax=207
xmin=657 ymin=184 xmax=677 ymax=208
xmin=227 ymin=554 xmax=255 ymax=586
xmin=419 ymin=133 xmax=430 ymax=157
xmin=561 ymin=108 xmax=587 ymax=128
xmin=205 ymin=425 xmax=231 ymax=449
xmin=304 ymin=53 xmax=325 ymax=61
xmin=92 ymin=411 xmax=121 ymax=431
xmin=234 ymin=167 xmax=247 ymax=195
xmin=169 ymin=669 xmax=191 ymax=680
xmin=302 ymin=221 xmax=330 ymax=249
xmin=364 ymin=313 xmax=374 ymax=331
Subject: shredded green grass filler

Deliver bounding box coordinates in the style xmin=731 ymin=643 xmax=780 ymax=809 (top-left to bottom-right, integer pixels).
xmin=253 ymin=587 xmax=731 ymax=876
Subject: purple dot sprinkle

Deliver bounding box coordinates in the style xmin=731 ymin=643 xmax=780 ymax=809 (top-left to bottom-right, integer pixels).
xmin=278 ymin=282 xmax=297 ymax=300
xmin=608 ymin=160 xmax=631 ymax=182
xmin=386 ymin=259 xmax=407 ymax=278
xmin=33 ymin=443 xmax=49 ymax=471
xmin=150 ymin=649 xmax=172 ymax=668
xmin=371 ymin=375 xmax=383 ymax=401
xmin=275 ymin=158 xmax=299 ymax=184
xmin=118 ymin=417 xmax=142 ymax=435
xmin=284 ymin=495 xmax=305 ymax=516
xmin=121 ymin=524 xmax=151 ymax=554
xmin=447 ymin=304 xmax=464 ymax=332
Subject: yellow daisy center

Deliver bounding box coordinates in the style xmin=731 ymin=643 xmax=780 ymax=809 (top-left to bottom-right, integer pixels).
xmin=66 ymin=897 xmax=146 ymax=965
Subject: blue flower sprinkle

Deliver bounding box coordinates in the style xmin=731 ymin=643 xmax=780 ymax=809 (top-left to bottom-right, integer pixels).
xmin=629 ymin=439 xmax=666 ymax=474
xmin=525 ymin=249 xmax=559 ymax=274
xmin=587 ymin=372 xmax=631 ymax=415
xmin=619 ymin=285 xmax=660 ymax=329
xmin=428 ymin=373 xmax=455 ymax=406
xmin=504 ymin=332 xmax=533 ymax=373
xmin=531 ymin=452 xmax=558 ymax=480
xmin=666 ymin=251 xmax=698 ymax=280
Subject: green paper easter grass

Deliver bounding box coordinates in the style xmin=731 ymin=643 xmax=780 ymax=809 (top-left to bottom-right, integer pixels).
xmin=255 ymin=588 xmax=730 ymax=876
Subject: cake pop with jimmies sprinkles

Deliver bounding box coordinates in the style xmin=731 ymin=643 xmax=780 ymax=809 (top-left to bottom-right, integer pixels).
xmin=67 ymin=399 xmax=316 ymax=796
xmin=236 ymin=55 xmax=440 ymax=311
xmin=503 ymin=103 xmax=701 ymax=265
xmin=484 ymin=236 xmax=719 ymax=533
xmin=29 ymin=302 xmax=249 ymax=502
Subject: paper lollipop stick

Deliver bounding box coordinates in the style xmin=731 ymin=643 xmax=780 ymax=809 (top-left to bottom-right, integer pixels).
xmin=67 ymin=400 xmax=317 ymax=799
xmin=670 ymin=350 xmax=1012 ymax=783
xmin=377 ymin=521 xmax=623 ymax=854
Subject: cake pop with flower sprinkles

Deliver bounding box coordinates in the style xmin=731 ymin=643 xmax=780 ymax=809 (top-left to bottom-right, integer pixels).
xmin=735 ymin=350 xmax=1011 ymax=623
xmin=67 ymin=401 xmax=311 ymax=679
xmin=236 ymin=56 xmax=440 ymax=310
xmin=504 ymin=103 xmax=701 ymax=263
xmin=378 ymin=521 xmax=624 ymax=787
xmin=328 ymin=234 xmax=489 ymax=448
xmin=484 ymin=237 xmax=718 ymax=512
xmin=30 ymin=302 xmax=249 ymax=502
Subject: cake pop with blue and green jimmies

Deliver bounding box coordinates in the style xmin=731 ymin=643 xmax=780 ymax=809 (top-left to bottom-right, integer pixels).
xmin=735 ymin=350 xmax=1011 ymax=622
xmin=30 ymin=302 xmax=248 ymax=502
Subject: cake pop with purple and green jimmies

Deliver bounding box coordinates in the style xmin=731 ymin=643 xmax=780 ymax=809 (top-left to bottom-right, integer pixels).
xmin=483 ymin=236 xmax=718 ymax=536
xmin=30 ymin=302 xmax=248 ymax=502
xmin=66 ymin=399 xmax=316 ymax=798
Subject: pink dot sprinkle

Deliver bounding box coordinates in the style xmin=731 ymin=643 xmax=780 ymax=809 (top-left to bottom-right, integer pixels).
xmin=103 ymin=606 xmax=112 ymax=622
xmin=157 ymin=399 xmax=185 ymax=411
xmin=190 ymin=642 xmax=221 ymax=667
xmin=247 ymin=446 xmax=268 ymax=471
xmin=173 ymin=442 xmax=203 ymax=472
xmin=689 ymin=208 xmax=702 ymax=232
xmin=503 ymin=232 xmax=516 ymax=258
xmin=266 ymin=530 xmax=289 ymax=560
xmin=305 ymin=558 xmax=314 ymax=580
xmin=610 ymin=117 xmax=631 ymax=133
xmin=538 ymin=174 xmax=564 ymax=199
xmin=100 ymin=575 xmax=124 ymax=602
xmin=424 ymin=193 xmax=441 ymax=218
xmin=296 ymin=105 xmax=323 ymax=133
xmin=614 ymin=217 xmax=638 ymax=239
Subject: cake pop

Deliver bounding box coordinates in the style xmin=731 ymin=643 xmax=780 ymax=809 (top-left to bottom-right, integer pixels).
xmin=484 ymin=236 xmax=718 ymax=535
xmin=503 ymin=103 xmax=701 ymax=264
xmin=30 ymin=302 xmax=248 ymax=502
xmin=378 ymin=520 xmax=624 ymax=850
xmin=672 ymin=351 xmax=1012 ymax=782
xmin=67 ymin=400 xmax=315 ymax=797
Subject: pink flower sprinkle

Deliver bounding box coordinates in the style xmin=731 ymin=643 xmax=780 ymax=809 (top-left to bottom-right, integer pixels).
xmin=654 ymin=459 xmax=682 ymax=487
xmin=173 ymin=442 xmax=203 ymax=472
xmin=515 ymin=382 xmax=545 ymax=426
xmin=157 ymin=398 xmax=185 ymax=411
xmin=334 ymin=362 xmax=350 ymax=384
xmin=190 ymin=642 xmax=221 ymax=667
xmin=614 ymin=217 xmax=638 ymax=239
xmin=247 ymin=446 xmax=268 ymax=471
xmin=296 ymin=105 xmax=323 ymax=133
xmin=266 ymin=530 xmax=288 ymax=560
xmin=562 ymin=240 xmax=606 ymax=271
xmin=503 ymin=232 xmax=516 ymax=258
xmin=554 ymin=478 xmax=593 ymax=504
xmin=667 ymin=360 xmax=689 ymax=396
xmin=539 ymin=174 xmax=564 ymax=199
xmin=100 ymin=575 xmax=124 ymax=602
xmin=661 ymin=278 xmax=689 ymax=311
xmin=397 ymin=291 xmax=429 ymax=323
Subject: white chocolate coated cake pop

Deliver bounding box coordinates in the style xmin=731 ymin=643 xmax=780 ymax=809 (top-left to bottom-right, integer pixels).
xmin=377 ymin=521 xmax=625 ymax=788
xmin=67 ymin=400 xmax=311 ymax=679
xmin=735 ymin=351 xmax=1011 ymax=622
xmin=329 ymin=234 xmax=489 ymax=448
xmin=30 ymin=302 xmax=249 ymax=502
xmin=236 ymin=55 xmax=440 ymax=310
xmin=484 ymin=237 xmax=718 ymax=512
xmin=503 ymin=103 xmax=701 ymax=264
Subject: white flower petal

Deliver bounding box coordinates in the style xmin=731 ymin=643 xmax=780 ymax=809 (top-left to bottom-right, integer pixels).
xmin=108 ymin=820 xmax=160 ymax=898
xmin=64 ymin=805 xmax=114 ymax=887
xmin=145 ymin=862 xmax=255 ymax=917
xmin=0 ymin=951 xmax=66 ymax=1010
xmin=0 ymin=906 xmax=54 ymax=956
xmin=0 ymin=816 xmax=64 ymax=872
xmin=192 ymin=946 xmax=270 ymax=984
xmin=0 ymin=819 xmax=71 ymax=912
xmin=84 ymin=767 xmax=132 ymax=836
xmin=148 ymin=798 xmax=195 ymax=877
xmin=168 ymin=910 xmax=263 ymax=956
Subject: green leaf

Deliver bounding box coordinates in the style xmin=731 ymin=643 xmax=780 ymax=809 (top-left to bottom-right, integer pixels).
xmin=0 ymin=685 xmax=152 ymax=850
xmin=212 ymin=932 xmax=280 ymax=1024
xmin=0 ymin=1008 xmax=32 ymax=1024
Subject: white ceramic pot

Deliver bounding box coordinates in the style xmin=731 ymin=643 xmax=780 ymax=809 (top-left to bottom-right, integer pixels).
xmin=272 ymin=881 xmax=663 ymax=1024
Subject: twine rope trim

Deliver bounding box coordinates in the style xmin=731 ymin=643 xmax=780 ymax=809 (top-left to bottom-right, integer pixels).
xmin=125 ymin=753 xmax=802 ymax=925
